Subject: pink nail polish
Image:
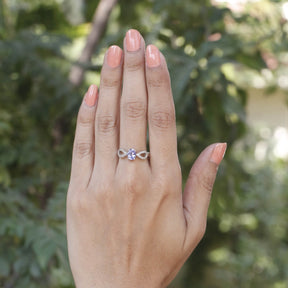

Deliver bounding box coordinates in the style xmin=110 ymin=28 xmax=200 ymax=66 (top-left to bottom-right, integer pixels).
xmin=210 ymin=143 xmax=227 ymax=165
xmin=126 ymin=29 xmax=141 ymax=52
xmin=107 ymin=45 xmax=122 ymax=68
xmin=84 ymin=85 xmax=98 ymax=107
xmin=146 ymin=45 xmax=161 ymax=68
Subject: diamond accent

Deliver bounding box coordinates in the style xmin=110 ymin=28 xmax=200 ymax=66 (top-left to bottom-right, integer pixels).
xmin=127 ymin=148 xmax=136 ymax=160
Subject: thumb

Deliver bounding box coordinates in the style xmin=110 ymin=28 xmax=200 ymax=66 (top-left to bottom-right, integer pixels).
xmin=182 ymin=143 xmax=227 ymax=251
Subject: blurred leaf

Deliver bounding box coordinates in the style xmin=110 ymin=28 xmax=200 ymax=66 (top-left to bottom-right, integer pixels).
xmin=0 ymin=258 xmax=10 ymax=277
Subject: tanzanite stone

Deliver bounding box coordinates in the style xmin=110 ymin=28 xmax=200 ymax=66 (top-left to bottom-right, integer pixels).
xmin=127 ymin=148 xmax=136 ymax=160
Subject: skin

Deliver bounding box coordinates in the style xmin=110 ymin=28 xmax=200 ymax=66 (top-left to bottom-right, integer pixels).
xmin=66 ymin=29 xmax=226 ymax=288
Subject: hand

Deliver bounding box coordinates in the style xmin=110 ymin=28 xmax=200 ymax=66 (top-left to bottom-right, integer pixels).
xmin=66 ymin=29 xmax=226 ymax=288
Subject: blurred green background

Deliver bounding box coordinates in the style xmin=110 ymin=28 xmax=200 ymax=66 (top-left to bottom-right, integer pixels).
xmin=0 ymin=0 xmax=288 ymax=287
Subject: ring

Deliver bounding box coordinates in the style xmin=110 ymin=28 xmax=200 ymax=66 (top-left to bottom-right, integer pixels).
xmin=117 ymin=148 xmax=150 ymax=161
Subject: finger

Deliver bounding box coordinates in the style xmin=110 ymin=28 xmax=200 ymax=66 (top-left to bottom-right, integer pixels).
xmin=70 ymin=85 xmax=98 ymax=190
xmin=145 ymin=45 xmax=178 ymax=170
xmin=94 ymin=45 xmax=123 ymax=172
xmin=182 ymin=143 xmax=227 ymax=251
xmin=119 ymin=29 xmax=148 ymax=158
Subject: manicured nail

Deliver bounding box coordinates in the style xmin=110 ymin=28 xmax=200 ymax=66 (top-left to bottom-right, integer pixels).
xmin=107 ymin=45 xmax=122 ymax=68
xmin=146 ymin=45 xmax=161 ymax=68
xmin=126 ymin=29 xmax=141 ymax=52
xmin=84 ymin=85 xmax=98 ymax=107
xmin=210 ymin=143 xmax=227 ymax=165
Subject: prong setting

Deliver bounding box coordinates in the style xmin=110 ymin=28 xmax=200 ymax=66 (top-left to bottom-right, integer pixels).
xmin=118 ymin=148 xmax=149 ymax=160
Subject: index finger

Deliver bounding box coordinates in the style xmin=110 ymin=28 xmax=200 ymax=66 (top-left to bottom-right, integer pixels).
xmin=145 ymin=45 xmax=178 ymax=170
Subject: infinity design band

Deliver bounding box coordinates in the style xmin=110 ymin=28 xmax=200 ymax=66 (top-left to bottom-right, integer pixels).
xmin=118 ymin=148 xmax=150 ymax=161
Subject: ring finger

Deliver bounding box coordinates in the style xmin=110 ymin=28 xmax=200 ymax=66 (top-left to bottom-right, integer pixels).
xmin=93 ymin=45 xmax=123 ymax=175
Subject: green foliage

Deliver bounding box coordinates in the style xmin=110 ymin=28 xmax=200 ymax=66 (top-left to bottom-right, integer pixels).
xmin=0 ymin=184 xmax=72 ymax=287
xmin=199 ymin=131 xmax=288 ymax=287
xmin=0 ymin=0 xmax=287 ymax=287
xmin=0 ymin=4 xmax=79 ymax=285
xmin=16 ymin=4 xmax=70 ymax=31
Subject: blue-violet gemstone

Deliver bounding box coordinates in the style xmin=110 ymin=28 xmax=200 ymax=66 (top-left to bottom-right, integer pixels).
xmin=127 ymin=148 xmax=136 ymax=160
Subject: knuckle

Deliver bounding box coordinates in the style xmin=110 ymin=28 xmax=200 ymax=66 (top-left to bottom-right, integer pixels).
xmin=78 ymin=110 xmax=94 ymax=127
xmin=94 ymin=183 xmax=113 ymax=203
xmin=189 ymin=168 xmax=214 ymax=197
xmin=101 ymin=76 xmax=121 ymax=89
xmin=150 ymin=110 xmax=175 ymax=129
xmin=123 ymin=100 xmax=146 ymax=120
xmin=96 ymin=115 xmax=117 ymax=134
xmin=147 ymin=76 xmax=164 ymax=88
xmin=198 ymin=174 xmax=214 ymax=196
xmin=75 ymin=142 xmax=92 ymax=159
xmin=124 ymin=176 xmax=138 ymax=195
xmin=94 ymin=181 xmax=112 ymax=196
xmin=154 ymin=174 xmax=171 ymax=193
xmin=125 ymin=57 xmax=143 ymax=72
xmin=120 ymin=170 xmax=144 ymax=197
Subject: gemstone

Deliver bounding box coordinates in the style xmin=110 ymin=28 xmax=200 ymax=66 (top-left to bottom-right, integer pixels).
xmin=127 ymin=148 xmax=136 ymax=160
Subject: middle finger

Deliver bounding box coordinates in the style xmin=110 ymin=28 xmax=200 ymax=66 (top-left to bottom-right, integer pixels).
xmin=119 ymin=30 xmax=148 ymax=161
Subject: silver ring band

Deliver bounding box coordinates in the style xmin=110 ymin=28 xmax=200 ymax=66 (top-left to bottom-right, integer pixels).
xmin=118 ymin=148 xmax=149 ymax=161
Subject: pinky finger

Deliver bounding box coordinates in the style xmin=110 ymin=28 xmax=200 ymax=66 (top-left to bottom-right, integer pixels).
xmin=69 ymin=85 xmax=98 ymax=191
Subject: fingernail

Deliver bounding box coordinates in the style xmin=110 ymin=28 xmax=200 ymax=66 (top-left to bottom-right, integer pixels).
xmin=84 ymin=85 xmax=98 ymax=107
xmin=126 ymin=29 xmax=141 ymax=52
xmin=210 ymin=143 xmax=227 ymax=165
xmin=107 ymin=45 xmax=122 ymax=68
xmin=146 ymin=45 xmax=161 ymax=68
